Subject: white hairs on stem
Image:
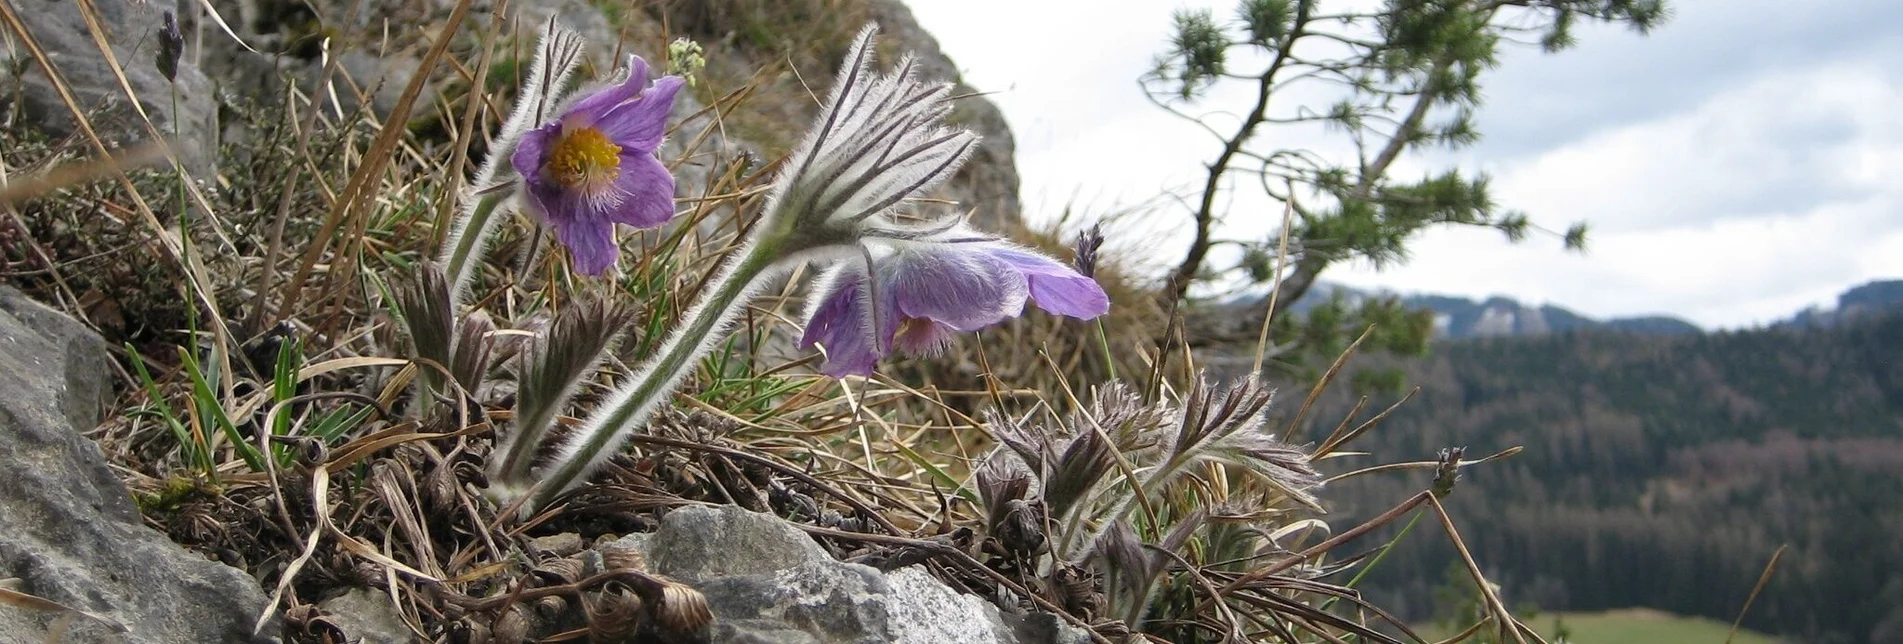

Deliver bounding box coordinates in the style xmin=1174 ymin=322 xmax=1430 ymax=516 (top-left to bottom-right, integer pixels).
xmin=440 ymin=19 xmax=585 ymax=305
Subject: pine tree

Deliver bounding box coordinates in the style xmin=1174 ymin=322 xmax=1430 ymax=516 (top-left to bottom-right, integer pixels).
xmin=1148 ymin=0 xmax=1668 ymax=372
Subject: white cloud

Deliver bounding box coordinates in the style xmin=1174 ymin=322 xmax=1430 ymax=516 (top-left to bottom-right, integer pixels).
xmin=1484 ymin=65 xmax=1898 ymax=231
xmin=1327 ymin=60 xmax=1903 ymax=328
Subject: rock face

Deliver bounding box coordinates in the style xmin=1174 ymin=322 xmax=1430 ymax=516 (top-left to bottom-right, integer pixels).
xmin=195 ymin=0 xmax=1025 ymax=231
xmin=618 ymin=504 xmax=1089 ymax=644
xmin=0 ymin=288 xmax=271 ymax=643
xmin=2 ymin=0 xmax=217 ymax=173
xmin=315 ymin=588 xmax=412 ymax=644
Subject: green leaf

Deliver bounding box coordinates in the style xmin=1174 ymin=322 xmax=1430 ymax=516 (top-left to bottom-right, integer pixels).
xmin=178 ymin=346 xmax=265 ymax=472
xmin=271 ymin=336 xmax=302 ymax=437
xmin=126 ymin=343 xmax=210 ymax=474
xmin=310 ymin=404 xmax=375 ymax=445
xmin=1564 ymin=221 xmax=1591 ymax=251
xmin=1237 ymin=0 xmax=1294 ymax=46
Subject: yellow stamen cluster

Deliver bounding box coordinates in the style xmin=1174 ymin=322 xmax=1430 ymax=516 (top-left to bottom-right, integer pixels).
xmin=545 ymin=127 xmax=622 ymax=192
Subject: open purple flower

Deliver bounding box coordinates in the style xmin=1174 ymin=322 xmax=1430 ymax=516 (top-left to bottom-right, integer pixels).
xmin=799 ymin=231 xmax=1111 ymax=377
xmin=511 ymin=56 xmax=684 ymax=275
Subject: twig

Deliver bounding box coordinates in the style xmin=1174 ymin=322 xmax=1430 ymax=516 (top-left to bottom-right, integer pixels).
xmin=623 ymin=434 xmax=903 ymax=535
xmin=1426 ymin=494 xmax=1539 ymax=644
xmin=1250 ymin=199 xmax=1297 ymax=374
xmin=1205 ymin=491 xmax=1431 ymax=608
xmin=1727 ymin=544 xmax=1786 ymax=644
xmin=1284 ymin=323 xmax=1375 ymax=443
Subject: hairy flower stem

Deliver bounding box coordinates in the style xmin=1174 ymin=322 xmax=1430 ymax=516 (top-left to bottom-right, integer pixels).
xmin=522 ymin=235 xmax=790 ymax=509
xmin=441 ymin=193 xmax=506 ymax=303
xmin=491 ymin=395 xmax=552 ymax=486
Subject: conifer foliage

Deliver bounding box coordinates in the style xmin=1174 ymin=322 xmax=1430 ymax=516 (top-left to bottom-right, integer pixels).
xmin=1150 ymin=0 xmax=1667 ymax=373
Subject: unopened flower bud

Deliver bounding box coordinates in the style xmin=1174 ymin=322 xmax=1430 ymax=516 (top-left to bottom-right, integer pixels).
xmin=156 ymin=11 xmax=184 ymax=82
xmin=1072 ymin=223 xmax=1104 ymax=278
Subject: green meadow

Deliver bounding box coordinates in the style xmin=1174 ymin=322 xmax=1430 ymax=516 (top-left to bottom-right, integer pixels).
xmin=1531 ymin=609 xmax=1781 ymax=644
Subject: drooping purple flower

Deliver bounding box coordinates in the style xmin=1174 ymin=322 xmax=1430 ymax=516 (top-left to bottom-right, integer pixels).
xmin=797 ymin=268 xmax=891 ymax=377
xmin=799 ymin=230 xmax=1111 ymax=377
xmin=511 ymin=56 xmax=684 ymax=275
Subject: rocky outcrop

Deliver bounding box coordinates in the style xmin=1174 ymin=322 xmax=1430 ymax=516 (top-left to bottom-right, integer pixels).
xmin=7 ymin=0 xmax=1024 ymax=226
xmin=623 ymin=504 xmax=1089 ymax=644
xmin=313 ymin=504 xmax=1090 ymax=644
xmin=2 ymin=0 xmax=218 ymax=173
xmin=0 ymin=287 xmax=272 ymax=643
xmin=186 ymin=0 xmax=1025 ymax=230
xmin=314 ymin=588 xmax=412 ymax=644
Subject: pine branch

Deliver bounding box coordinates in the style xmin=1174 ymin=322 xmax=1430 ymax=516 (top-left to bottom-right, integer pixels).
xmin=1162 ymin=0 xmax=1314 ymax=315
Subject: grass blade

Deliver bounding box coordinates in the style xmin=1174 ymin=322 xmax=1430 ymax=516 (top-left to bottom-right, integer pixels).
xmin=125 ymin=343 xmax=209 ymax=473
xmin=178 ymin=346 xmax=265 ymax=472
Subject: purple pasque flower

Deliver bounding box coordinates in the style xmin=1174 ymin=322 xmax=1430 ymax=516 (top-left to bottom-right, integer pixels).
xmin=511 ymin=55 xmax=684 ymax=275
xmin=799 ymin=228 xmax=1111 ymax=377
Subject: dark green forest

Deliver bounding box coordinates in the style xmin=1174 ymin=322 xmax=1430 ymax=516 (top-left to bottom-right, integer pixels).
xmin=1292 ymin=311 xmax=1903 ymax=643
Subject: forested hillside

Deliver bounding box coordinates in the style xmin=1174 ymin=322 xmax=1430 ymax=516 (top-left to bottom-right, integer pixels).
xmin=1298 ymin=311 xmax=1903 ymax=644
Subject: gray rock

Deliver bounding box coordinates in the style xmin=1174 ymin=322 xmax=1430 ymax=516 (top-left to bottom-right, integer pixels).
xmin=309 ymin=0 xmax=621 ymax=119
xmin=692 ymin=560 xmax=900 ymax=642
xmin=332 ymin=49 xmax=432 ymax=120
xmin=603 ymin=530 xmax=651 ymax=555
xmin=648 ymin=504 xmax=830 ymax=584
xmin=191 ymin=0 xmax=1026 ymax=232
xmin=315 ymin=588 xmax=411 ymax=644
xmin=200 ymin=0 xmax=628 ymax=125
xmin=0 ymin=288 xmax=273 ymax=643
xmin=640 ymin=504 xmax=1090 ymax=644
xmin=2 ymin=0 xmax=218 ymax=174
xmin=1008 ymin=612 xmax=1095 ymax=644
xmin=507 ymin=0 xmax=621 ymax=50
xmin=885 ymin=567 xmax=1033 ymax=642
xmin=714 ymin=618 xmax=824 ymax=644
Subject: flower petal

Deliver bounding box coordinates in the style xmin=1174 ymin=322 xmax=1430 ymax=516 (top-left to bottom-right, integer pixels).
xmin=551 ymin=217 xmax=619 ymax=276
xmin=595 ymin=75 xmax=685 ymax=153
xmin=560 ymin=56 xmax=651 ymax=128
xmin=800 ymin=267 xmax=891 ymax=377
xmin=607 ymin=152 xmax=676 ymax=228
xmin=510 ymin=125 xmax=557 ymax=215
xmin=886 ymin=245 xmax=1027 ymax=332
xmin=985 ymin=246 xmax=1111 ymax=319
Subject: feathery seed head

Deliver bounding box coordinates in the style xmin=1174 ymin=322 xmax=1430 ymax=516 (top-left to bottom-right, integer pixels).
xmin=759 ymin=25 xmax=978 ymax=249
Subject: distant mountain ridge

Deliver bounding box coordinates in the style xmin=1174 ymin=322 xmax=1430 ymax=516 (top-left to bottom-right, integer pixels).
xmin=1780 ymin=279 xmax=1903 ymax=329
xmin=1282 ymin=283 xmax=1704 ymax=339
xmin=1287 ymin=278 xmax=1903 ymax=340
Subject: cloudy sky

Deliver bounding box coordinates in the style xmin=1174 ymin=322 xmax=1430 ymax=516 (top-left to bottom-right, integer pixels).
xmin=905 ymin=0 xmax=1903 ymax=329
